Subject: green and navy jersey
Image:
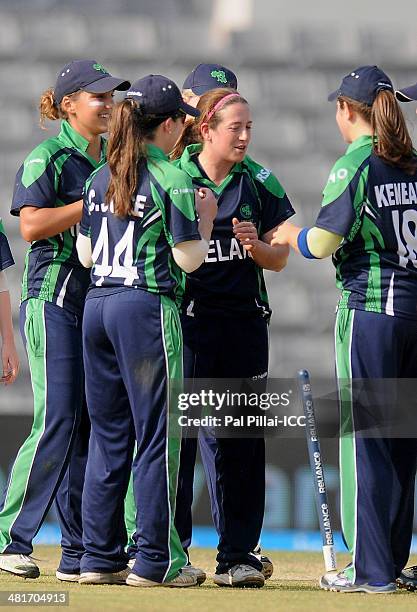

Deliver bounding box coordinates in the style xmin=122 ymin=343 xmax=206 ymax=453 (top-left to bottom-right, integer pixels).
xmin=80 ymin=144 xmax=200 ymax=299
xmin=0 ymin=218 xmax=14 ymax=272
xmin=11 ymin=121 xmax=106 ymax=315
xmin=174 ymin=144 xmax=295 ymax=318
xmin=316 ymin=134 xmax=417 ymax=319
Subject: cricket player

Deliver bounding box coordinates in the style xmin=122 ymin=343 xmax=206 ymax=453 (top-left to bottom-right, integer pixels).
xmin=0 ymin=60 xmax=129 ymax=581
xmin=171 ymin=88 xmax=294 ymax=587
xmin=76 ymin=74 xmax=217 ymax=587
xmin=273 ymin=65 xmax=417 ymax=594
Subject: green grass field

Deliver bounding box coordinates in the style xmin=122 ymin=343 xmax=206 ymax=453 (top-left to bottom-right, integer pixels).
xmin=0 ymin=547 xmax=416 ymax=611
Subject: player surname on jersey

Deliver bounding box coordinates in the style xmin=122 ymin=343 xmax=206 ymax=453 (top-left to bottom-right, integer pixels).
xmin=374 ymin=181 xmax=417 ymax=207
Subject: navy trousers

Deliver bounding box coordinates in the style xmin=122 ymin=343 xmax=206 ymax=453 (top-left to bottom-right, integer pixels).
xmin=335 ymin=308 xmax=417 ymax=584
xmin=0 ymin=299 xmax=88 ymax=573
xmin=81 ymin=289 xmax=186 ymax=582
xmin=175 ymin=312 xmax=268 ymax=573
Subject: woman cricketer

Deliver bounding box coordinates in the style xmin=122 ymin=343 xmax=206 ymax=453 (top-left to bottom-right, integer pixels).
xmin=0 ymin=60 xmax=129 ymax=581
xmin=170 ymin=88 xmax=294 ymax=587
xmin=76 ymin=74 xmax=217 ymax=587
xmin=273 ymin=65 xmax=417 ymax=594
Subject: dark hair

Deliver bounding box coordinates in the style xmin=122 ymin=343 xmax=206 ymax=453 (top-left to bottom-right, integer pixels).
xmin=171 ymin=88 xmax=248 ymax=160
xmin=106 ymin=99 xmax=184 ymax=217
xmin=339 ymin=91 xmax=417 ymax=174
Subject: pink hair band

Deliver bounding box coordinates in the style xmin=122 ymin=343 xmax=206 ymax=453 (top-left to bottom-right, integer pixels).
xmin=206 ymin=93 xmax=241 ymax=121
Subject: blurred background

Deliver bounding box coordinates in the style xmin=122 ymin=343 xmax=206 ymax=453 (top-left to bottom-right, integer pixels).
xmin=1 ymin=0 xmax=417 ymax=548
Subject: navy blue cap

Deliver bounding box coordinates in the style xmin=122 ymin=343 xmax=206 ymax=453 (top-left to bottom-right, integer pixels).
xmin=126 ymin=75 xmax=200 ymax=117
xmin=54 ymin=60 xmax=130 ymax=104
xmin=183 ymin=63 xmax=238 ymax=95
xmin=395 ymin=84 xmax=417 ymax=102
xmin=328 ymin=65 xmax=393 ymax=106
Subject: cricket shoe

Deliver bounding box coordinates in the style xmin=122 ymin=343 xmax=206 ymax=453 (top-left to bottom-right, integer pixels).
xmin=0 ymin=554 xmax=40 ymax=579
xmin=397 ymin=565 xmax=417 ymax=591
xmin=181 ymin=563 xmax=207 ymax=585
xmin=320 ymin=570 xmax=396 ymax=593
xmin=126 ymin=571 xmax=197 ymax=587
xmin=79 ymin=567 xmax=131 ymax=584
xmin=251 ymin=545 xmax=274 ymax=580
xmin=56 ymin=570 xmax=80 ymax=582
xmin=214 ymin=564 xmax=265 ymax=588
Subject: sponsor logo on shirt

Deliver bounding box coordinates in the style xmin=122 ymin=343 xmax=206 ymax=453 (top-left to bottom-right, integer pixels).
xmin=25 ymin=159 xmax=44 ymax=165
xmin=327 ymin=168 xmax=348 ymax=184
xmin=255 ymin=168 xmax=271 ymax=183
xmin=172 ymin=188 xmax=195 ymax=195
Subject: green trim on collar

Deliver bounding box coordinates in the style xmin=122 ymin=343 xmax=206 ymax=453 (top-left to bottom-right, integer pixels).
xmin=146 ymin=144 xmax=169 ymax=161
xmin=57 ymin=121 xmax=106 ymax=167
xmin=178 ymin=144 xmax=245 ymax=194
xmin=346 ymin=134 xmax=373 ymax=155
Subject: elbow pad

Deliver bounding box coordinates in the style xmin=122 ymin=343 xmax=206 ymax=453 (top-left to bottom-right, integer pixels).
xmin=172 ymin=239 xmax=209 ymax=273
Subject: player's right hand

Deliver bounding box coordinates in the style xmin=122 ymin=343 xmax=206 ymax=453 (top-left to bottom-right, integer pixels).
xmin=195 ymin=188 xmax=218 ymax=223
xmin=1 ymin=339 xmax=19 ymax=385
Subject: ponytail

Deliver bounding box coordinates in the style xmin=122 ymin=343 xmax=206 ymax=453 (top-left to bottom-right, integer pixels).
xmin=39 ymin=87 xmax=82 ymax=128
xmin=106 ymin=99 xmax=147 ymax=218
xmin=106 ymin=99 xmax=175 ymax=217
xmin=171 ymin=117 xmax=201 ymax=159
xmin=170 ymin=88 xmax=248 ymax=160
xmin=339 ymin=92 xmax=417 ymax=174
xmin=39 ymin=88 xmax=61 ymax=128
xmin=371 ymin=90 xmax=416 ymax=174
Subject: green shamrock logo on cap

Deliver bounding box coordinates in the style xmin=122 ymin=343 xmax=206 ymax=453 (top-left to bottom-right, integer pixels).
xmin=211 ymin=70 xmax=228 ymax=84
xmin=240 ymin=204 xmax=252 ymax=219
xmin=93 ymin=63 xmax=108 ymax=74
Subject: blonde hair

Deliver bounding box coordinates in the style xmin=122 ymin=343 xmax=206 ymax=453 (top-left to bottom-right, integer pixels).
xmin=339 ymin=91 xmax=417 ymax=174
xmin=181 ymin=89 xmax=194 ymax=103
xmin=38 ymin=88 xmax=81 ymax=129
xmin=171 ymin=88 xmax=248 ymax=160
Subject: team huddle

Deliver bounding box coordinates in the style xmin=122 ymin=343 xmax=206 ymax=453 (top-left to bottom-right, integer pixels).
xmin=0 ymin=58 xmax=417 ymax=593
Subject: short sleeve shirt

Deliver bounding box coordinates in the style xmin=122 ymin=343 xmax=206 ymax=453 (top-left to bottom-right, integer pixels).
xmin=11 ymin=121 xmax=106 ymax=314
xmin=315 ymin=134 xmax=417 ymax=318
xmin=0 ymin=218 xmax=14 ymax=272
xmin=80 ymin=144 xmax=200 ymax=299
xmin=174 ymin=144 xmax=295 ymax=318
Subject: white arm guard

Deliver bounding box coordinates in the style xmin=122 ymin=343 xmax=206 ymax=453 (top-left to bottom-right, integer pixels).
xmin=172 ymin=239 xmax=209 ymax=273
xmin=76 ymin=233 xmax=93 ymax=268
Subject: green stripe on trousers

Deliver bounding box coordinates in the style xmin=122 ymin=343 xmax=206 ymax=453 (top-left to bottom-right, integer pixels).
xmin=0 ymin=299 xmax=47 ymax=552
xmin=160 ymin=295 xmax=187 ymax=582
xmin=335 ymin=307 xmax=357 ymax=583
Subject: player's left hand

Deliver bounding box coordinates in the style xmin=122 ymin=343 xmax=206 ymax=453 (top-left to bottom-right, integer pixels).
xmin=271 ymin=222 xmax=292 ymax=247
xmin=232 ymin=218 xmax=258 ymax=252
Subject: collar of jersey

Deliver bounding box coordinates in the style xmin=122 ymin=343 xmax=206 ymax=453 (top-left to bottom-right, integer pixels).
xmin=180 ymin=144 xmax=244 ymax=193
xmin=58 ymin=121 xmax=106 ymax=166
xmin=346 ymin=134 xmax=373 ymax=155
xmin=146 ymin=143 xmax=169 ymax=161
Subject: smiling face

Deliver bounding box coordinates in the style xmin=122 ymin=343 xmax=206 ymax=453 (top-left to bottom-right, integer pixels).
xmin=202 ymin=102 xmax=252 ymax=164
xmin=62 ymin=90 xmax=115 ymax=136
